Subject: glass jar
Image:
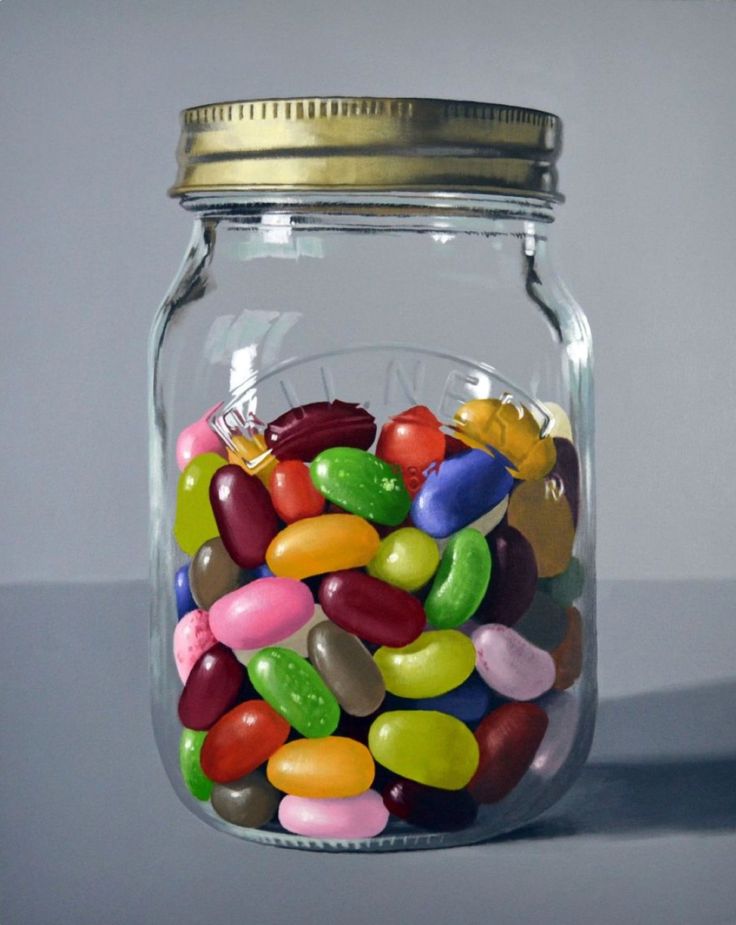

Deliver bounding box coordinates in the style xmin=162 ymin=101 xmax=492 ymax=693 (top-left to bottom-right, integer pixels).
xmin=149 ymin=97 xmax=595 ymax=851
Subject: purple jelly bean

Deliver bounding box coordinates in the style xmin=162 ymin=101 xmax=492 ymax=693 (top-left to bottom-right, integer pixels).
xmin=474 ymin=523 xmax=537 ymax=627
xmin=550 ymin=438 xmax=580 ymax=527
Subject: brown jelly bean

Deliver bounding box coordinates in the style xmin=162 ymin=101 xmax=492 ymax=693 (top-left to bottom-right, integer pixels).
xmin=265 ymin=400 xmax=376 ymax=461
xmin=177 ymin=643 xmax=245 ymax=731
xmin=307 ymin=621 xmax=386 ymax=717
xmin=209 ymin=465 xmax=279 ymax=569
xmin=382 ymin=778 xmax=478 ymax=831
xmin=210 ymin=771 xmax=280 ymax=829
xmin=189 ymin=536 xmax=251 ymax=610
xmin=475 ymin=523 xmax=538 ymax=626
xmin=200 ymin=699 xmax=290 ymax=783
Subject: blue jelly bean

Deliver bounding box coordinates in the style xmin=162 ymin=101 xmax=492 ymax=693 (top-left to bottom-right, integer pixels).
xmin=411 ymin=449 xmax=514 ymax=538
xmin=410 ymin=673 xmax=495 ymax=725
xmin=254 ymin=564 xmax=274 ymax=579
xmin=175 ymin=564 xmax=197 ymax=620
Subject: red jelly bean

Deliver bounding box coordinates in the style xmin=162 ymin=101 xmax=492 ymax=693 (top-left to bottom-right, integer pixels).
xmin=269 ymin=460 xmax=326 ymax=523
xmin=382 ymin=778 xmax=478 ymax=831
xmin=376 ymin=405 xmax=446 ymax=497
xmin=210 ymin=465 xmax=279 ymax=569
xmin=319 ymin=571 xmax=426 ymax=647
xmin=200 ymin=700 xmax=290 ymax=783
xmin=177 ymin=643 xmax=245 ymax=731
xmin=469 ymin=703 xmax=549 ymax=804
xmin=265 ymin=400 xmax=376 ymax=461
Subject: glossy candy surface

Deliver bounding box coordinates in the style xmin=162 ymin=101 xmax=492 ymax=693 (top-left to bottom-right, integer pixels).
xmin=209 ymin=578 xmax=314 ymax=650
xmin=177 ymin=643 xmax=245 ymax=731
xmin=173 ymin=453 xmax=227 ymax=556
xmin=174 ymin=564 xmax=197 ymax=619
xmin=227 ymin=433 xmax=277 ymax=487
xmin=307 ymin=621 xmax=386 ymax=716
xmin=278 ymin=791 xmax=389 ymax=839
xmin=267 ymin=736 xmax=375 ymax=797
xmin=266 ymin=400 xmax=376 ymax=460
xmin=319 ymin=571 xmax=426 ymax=647
xmin=210 ymin=465 xmax=279 ymax=569
xmin=425 ymin=528 xmax=491 ymax=629
xmin=248 ymin=647 xmax=340 ymax=737
xmin=179 ymin=728 xmax=212 ymax=801
xmin=266 ymin=514 xmax=380 ymax=579
xmin=269 ymin=460 xmax=326 ymax=523
xmin=375 ymin=405 xmax=446 ymax=496
xmin=411 ymin=449 xmax=513 ymax=538
xmin=234 ymin=607 xmax=325 ymax=665
xmin=176 ymin=404 xmax=225 ymax=471
xmin=310 ymin=447 xmax=411 ymax=526
xmin=474 ymin=523 xmax=538 ymax=626
xmin=367 ymin=527 xmax=440 ymax=592
xmin=383 ymin=778 xmax=478 ymax=831
xmin=374 ymin=631 xmax=476 ymax=699
xmin=189 ymin=536 xmax=249 ymax=610
xmin=507 ymin=478 xmax=575 ymax=578
xmin=173 ymin=609 xmax=217 ymax=684
xmin=472 ymin=624 xmax=555 ymax=701
xmin=368 ymin=711 xmax=479 ymax=790
xmin=200 ymin=699 xmax=290 ymax=783
xmin=211 ymin=771 xmax=280 ymax=828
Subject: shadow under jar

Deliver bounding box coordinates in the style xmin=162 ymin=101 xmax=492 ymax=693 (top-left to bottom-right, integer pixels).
xmin=149 ymin=96 xmax=596 ymax=851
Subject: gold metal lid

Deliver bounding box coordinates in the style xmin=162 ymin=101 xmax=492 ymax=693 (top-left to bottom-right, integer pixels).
xmin=169 ymin=97 xmax=562 ymax=200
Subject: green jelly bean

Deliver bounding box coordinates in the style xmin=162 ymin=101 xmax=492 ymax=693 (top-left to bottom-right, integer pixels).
xmin=425 ymin=528 xmax=491 ymax=629
xmin=374 ymin=630 xmax=476 ymax=698
xmin=248 ymin=647 xmax=340 ymax=738
xmin=179 ymin=728 xmax=213 ymax=801
xmin=310 ymin=448 xmax=411 ymax=526
xmin=538 ymin=556 xmax=585 ymax=607
xmin=369 ymin=710 xmax=479 ymax=790
xmin=367 ymin=527 xmax=440 ymax=591
xmin=173 ymin=453 xmax=227 ymax=556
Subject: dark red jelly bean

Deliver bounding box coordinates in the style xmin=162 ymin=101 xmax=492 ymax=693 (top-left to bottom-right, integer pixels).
xmin=265 ymin=400 xmax=376 ymax=461
xmin=209 ymin=465 xmax=279 ymax=569
xmin=383 ymin=778 xmax=478 ymax=831
xmin=177 ymin=643 xmax=245 ymax=731
xmin=474 ymin=523 xmax=537 ymax=627
xmin=469 ymin=703 xmax=549 ymax=804
xmin=550 ymin=437 xmax=580 ymax=527
xmin=319 ymin=571 xmax=426 ymax=647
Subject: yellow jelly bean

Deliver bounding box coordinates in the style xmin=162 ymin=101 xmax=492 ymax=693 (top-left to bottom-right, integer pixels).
xmin=367 ymin=527 xmax=440 ymax=592
xmin=374 ymin=631 xmax=476 ymax=698
xmin=173 ymin=452 xmax=227 ymax=555
xmin=267 ymin=736 xmax=375 ymax=798
xmin=453 ymin=398 xmax=556 ymax=480
xmin=227 ymin=433 xmax=277 ymax=487
xmin=507 ymin=478 xmax=575 ymax=578
xmin=368 ymin=711 xmax=479 ymax=790
xmin=266 ymin=514 xmax=380 ymax=579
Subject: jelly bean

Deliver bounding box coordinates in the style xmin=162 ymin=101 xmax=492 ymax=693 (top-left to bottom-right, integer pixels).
xmin=551 ymin=606 xmax=583 ymax=690
xmin=369 ymin=711 xmax=479 ymax=790
xmin=266 ymin=400 xmax=376 ymax=461
xmin=425 ymin=529 xmax=491 ymax=629
xmin=179 ymin=728 xmax=212 ymax=801
xmin=177 ymin=643 xmax=245 ymax=731
xmin=189 ymin=536 xmax=250 ymax=610
xmin=408 ymin=673 xmax=496 ymax=725
xmin=319 ymin=571 xmax=425 ymax=647
xmin=254 ymin=564 xmax=274 ymax=578
xmin=543 ymin=401 xmax=573 ymax=441
xmin=211 ymin=771 xmax=280 ymax=828
xmin=310 ymin=448 xmax=411 ymax=526
xmin=210 ymin=465 xmax=279 ymax=569
xmin=411 ymin=449 xmax=514 ymax=538
xmin=278 ymin=791 xmax=389 ymax=839
xmin=506 ymin=478 xmax=575 ymax=578
xmin=266 ymin=514 xmax=380 ymax=579
xmin=437 ymin=496 xmax=508 ymax=552
xmin=307 ymin=621 xmax=386 ymax=717
xmin=530 ymin=691 xmax=580 ymax=778
xmin=209 ymin=577 xmax=314 ymax=650
xmin=374 ymin=631 xmax=476 ymax=699
xmin=227 ymin=433 xmax=277 ymax=487
xmin=474 ymin=523 xmax=537 ymax=626
xmin=512 ymin=591 xmax=568 ymax=651
xmin=200 ymin=699 xmax=290 ymax=783
xmin=173 ymin=453 xmax=227 ymax=556
xmin=452 ymin=397 xmax=557 ymax=480
xmin=248 ymin=647 xmax=340 ymax=738
xmin=174 ymin=564 xmax=197 ymax=619
xmin=472 ymin=624 xmax=555 ymax=701
xmin=375 ymin=405 xmax=446 ymax=496
xmin=549 ymin=437 xmax=580 ymax=527
xmin=269 ymin=460 xmax=326 ymax=523
xmin=176 ymin=403 xmax=225 ymax=471
xmin=382 ymin=778 xmax=478 ymax=831
xmin=367 ymin=527 xmax=440 ymax=592
xmin=444 ymin=432 xmax=467 ymax=456
xmin=173 ymin=609 xmax=217 ymax=684
xmin=538 ymin=556 xmax=584 ymax=607
xmin=234 ymin=606 xmax=326 ymax=665
xmin=267 ymin=736 xmax=375 ymax=798
xmin=469 ymin=703 xmax=548 ymax=803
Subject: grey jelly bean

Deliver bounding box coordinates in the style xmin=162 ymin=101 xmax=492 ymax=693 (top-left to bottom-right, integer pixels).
xmin=512 ymin=591 xmax=568 ymax=651
xmin=210 ymin=771 xmax=280 ymax=828
xmin=425 ymin=528 xmax=491 ymax=629
xmin=307 ymin=621 xmax=386 ymax=717
xmin=189 ymin=536 xmax=251 ymax=610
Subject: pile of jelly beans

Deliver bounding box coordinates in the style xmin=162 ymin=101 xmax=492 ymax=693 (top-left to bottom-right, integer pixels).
xmin=172 ymin=396 xmax=583 ymax=839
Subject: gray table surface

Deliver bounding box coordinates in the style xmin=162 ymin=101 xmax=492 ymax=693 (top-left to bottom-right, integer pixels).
xmin=1 ymin=580 xmax=735 ymax=925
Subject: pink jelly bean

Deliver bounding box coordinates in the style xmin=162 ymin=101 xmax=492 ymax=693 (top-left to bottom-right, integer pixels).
xmin=209 ymin=578 xmax=315 ymax=650
xmin=278 ymin=791 xmax=389 ymax=839
xmin=472 ymin=623 xmax=555 ymax=701
xmin=173 ymin=609 xmax=217 ymax=684
xmin=176 ymin=403 xmax=226 ymax=471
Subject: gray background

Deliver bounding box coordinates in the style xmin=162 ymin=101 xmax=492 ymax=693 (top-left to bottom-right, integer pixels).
xmin=2 ymin=0 xmax=736 ymax=584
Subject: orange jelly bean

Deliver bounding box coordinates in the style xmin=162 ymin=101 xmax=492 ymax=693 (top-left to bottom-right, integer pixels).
xmin=453 ymin=398 xmax=556 ymax=480
xmin=227 ymin=433 xmax=277 ymax=487
xmin=266 ymin=513 xmax=380 ymax=579
xmin=376 ymin=405 xmax=446 ymax=496
xmin=269 ymin=460 xmax=326 ymax=523
xmin=507 ymin=478 xmax=575 ymax=578
xmin=267 ymin=736 xmax=375 ymax=798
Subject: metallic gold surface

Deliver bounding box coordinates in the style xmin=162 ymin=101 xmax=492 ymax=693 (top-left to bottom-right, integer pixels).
xmin=170 ymin=97 xmax=562 ymax=200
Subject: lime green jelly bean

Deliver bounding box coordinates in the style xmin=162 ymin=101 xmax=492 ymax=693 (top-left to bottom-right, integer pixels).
xmin=367 ymin=527 xmax=440 ymax=591
xmin=310 ymin=447 xmax=411 ymax=526
xmin=425 ymin=528 xmax=491 ymax=629
xmin=373 ymin=630 xmax=476 ymax=698
xmin=248 ymin=647 xmax=340 ymax=738
xmin=368 ymin=710 xmax=479 ymax=790
xmin=173 ymin=453 xmax=226 ymax=556
xmin=179 ymin=727 xmax=213 ymax=801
